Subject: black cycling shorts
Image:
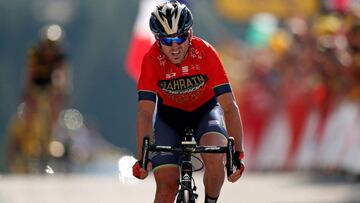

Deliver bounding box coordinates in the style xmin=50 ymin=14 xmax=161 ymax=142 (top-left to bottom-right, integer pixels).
xmin=151 ymin=103 xmax=228 ymax=170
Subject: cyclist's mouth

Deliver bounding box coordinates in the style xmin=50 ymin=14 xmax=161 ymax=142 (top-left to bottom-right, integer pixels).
xmin=171 ymin=50 xmax=181 ymax=57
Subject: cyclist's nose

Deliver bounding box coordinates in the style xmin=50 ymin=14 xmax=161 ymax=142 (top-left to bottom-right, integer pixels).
xmin=171 ymin=40 xmax=180 ymax=47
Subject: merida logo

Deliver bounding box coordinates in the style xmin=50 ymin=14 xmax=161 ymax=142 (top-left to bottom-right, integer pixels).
xmin=183 ymin=173 xmax=190 ymax=180
xmin=158 ymin=74 xmax=208 ymax=94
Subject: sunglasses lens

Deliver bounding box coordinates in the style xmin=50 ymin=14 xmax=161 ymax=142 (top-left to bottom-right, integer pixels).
xmin=160 ymin=38 xmax=174 ymax=46
xmin=160 ymin=32 xmax=188 ymax=46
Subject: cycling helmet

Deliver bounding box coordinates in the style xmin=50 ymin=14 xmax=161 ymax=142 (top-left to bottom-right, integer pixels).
xmin=149 ymin=1 xmax=193 ymax=37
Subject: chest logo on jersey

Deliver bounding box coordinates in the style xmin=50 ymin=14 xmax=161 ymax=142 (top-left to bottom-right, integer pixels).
xmin=158 ymin=74 xmax=208 ymax=94
xmin=181 ymin=66 xmax=189 ymax=75
xmin=166 ymin=72 xmax=176 ymax=79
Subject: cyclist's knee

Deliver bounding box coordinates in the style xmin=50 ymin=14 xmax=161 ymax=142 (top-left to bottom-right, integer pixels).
xmin=200 ymin=132 xmax=226 ymax=166
xmin=156 ymin=180 xmax=178 ymax=192
xmin=202 ymin=153 xmax=224 ymax=168
xmin=154 ymin=166 xmax=179 ymax=192
xmin=154 ymin=168 xmax=179 ymax=202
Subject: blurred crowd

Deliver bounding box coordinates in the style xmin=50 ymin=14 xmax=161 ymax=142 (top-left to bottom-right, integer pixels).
xmin=218 ymin=5 xmax=360 ymax=179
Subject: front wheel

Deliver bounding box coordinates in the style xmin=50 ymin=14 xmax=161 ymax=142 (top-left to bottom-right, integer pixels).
xmin=176 ymin=189 xmax=195 ymax=203
xmin=183 ymin=190 xmax=190 ymax=203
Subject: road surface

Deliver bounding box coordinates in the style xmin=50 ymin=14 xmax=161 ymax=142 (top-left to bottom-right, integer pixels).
xmin=0 ymin=172 xmax=359 ymax=203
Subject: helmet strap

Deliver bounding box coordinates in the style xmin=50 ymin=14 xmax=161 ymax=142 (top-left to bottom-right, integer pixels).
xmin=155 ymin=35 xmax=161 ymax=47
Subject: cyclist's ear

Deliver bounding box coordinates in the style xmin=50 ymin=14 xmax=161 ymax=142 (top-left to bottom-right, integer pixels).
xmin=189 ymin=28 xmax=193 ymax=37
xmin=188 ymin=28 xmax=193 ymax=45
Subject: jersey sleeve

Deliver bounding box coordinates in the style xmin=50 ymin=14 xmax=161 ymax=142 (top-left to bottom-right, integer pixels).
xmin=206 ymin=44 xmax=232 ymax=97
xmin=137 ymin=54 xmax=157 ymax=102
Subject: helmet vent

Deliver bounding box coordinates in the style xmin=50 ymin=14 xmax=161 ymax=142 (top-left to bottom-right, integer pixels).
xmin=150 ymin=1 xmax=193 ymax=37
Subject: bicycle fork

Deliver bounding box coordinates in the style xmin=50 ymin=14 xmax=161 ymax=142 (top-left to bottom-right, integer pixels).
xmin=178 ymin=152 xmax=198 ymax=202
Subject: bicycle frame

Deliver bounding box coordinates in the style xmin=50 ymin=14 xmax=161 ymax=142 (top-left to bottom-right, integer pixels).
xmin=140 ymin=135 xmax=235 ymax=203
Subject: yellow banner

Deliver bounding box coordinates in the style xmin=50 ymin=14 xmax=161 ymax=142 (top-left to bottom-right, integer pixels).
xmin=214 ymin=0 xmax=320 ymax=21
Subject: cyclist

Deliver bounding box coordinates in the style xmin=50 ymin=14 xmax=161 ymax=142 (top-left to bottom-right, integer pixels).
xmin=132 ymin=1 xmax=245 ymax=202
xmin=23 ymin=36 xmax=70 ymax=131
xmin=7 ymin=33 xmax=71 ymax=173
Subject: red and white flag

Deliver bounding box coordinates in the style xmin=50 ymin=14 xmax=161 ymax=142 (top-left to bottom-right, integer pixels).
xmin=125 ymin=0 xmax=189 ymax=81
xmin=125 ymin=0 xmax=165 ymax=82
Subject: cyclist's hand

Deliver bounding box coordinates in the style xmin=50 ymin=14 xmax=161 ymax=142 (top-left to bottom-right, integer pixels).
xmin=228 ymin=151 xmax=245 ymax=183
xmin=132 ymin=160 xmax=150 ymax=179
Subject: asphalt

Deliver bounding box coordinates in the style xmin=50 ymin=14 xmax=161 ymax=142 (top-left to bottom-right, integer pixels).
xmin=0 ymin=172 xmax=359 ymax=203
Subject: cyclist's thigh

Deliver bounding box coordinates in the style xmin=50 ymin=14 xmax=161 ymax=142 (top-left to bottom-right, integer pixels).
xmin=153 ymin=116 xmax=182 ymax=170
xmin=195 ymin=104 xmax=228 ymax=143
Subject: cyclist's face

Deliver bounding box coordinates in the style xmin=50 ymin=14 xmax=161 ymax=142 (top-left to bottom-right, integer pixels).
xmin=159 ymin=31 xmax=191 ymax=65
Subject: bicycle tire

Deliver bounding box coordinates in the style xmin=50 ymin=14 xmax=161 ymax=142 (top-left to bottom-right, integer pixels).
xmin=176 ymin=189 xmax=195 ymax=203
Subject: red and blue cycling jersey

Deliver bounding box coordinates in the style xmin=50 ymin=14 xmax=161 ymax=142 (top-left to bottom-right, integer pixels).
xmin=137 ymin=37 xmax=231 ymax=112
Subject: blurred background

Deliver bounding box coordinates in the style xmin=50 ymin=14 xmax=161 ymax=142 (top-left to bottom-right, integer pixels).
xmin=1 ymin=0 xmax=360 ymax=197
xmin=1 ymin=0 xmax=140 ymax=174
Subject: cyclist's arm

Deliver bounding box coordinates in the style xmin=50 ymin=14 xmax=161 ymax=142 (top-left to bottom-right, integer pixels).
xmin=136 ymin=100 xmax=155 ymax=160
xmin=217 ymin=92 xmax=244 ymax=153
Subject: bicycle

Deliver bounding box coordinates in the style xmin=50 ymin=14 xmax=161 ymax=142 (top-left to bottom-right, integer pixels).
xmin=140 ymin=129 xmax=236 ymax=203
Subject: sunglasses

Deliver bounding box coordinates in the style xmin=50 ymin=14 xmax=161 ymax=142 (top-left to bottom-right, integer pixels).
xmin=159 ymin=32 xmax=189 ymax=46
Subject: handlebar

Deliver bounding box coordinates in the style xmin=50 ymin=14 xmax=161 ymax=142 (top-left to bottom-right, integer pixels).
xmin=140 ymin=136 xmax=236 ymax=177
